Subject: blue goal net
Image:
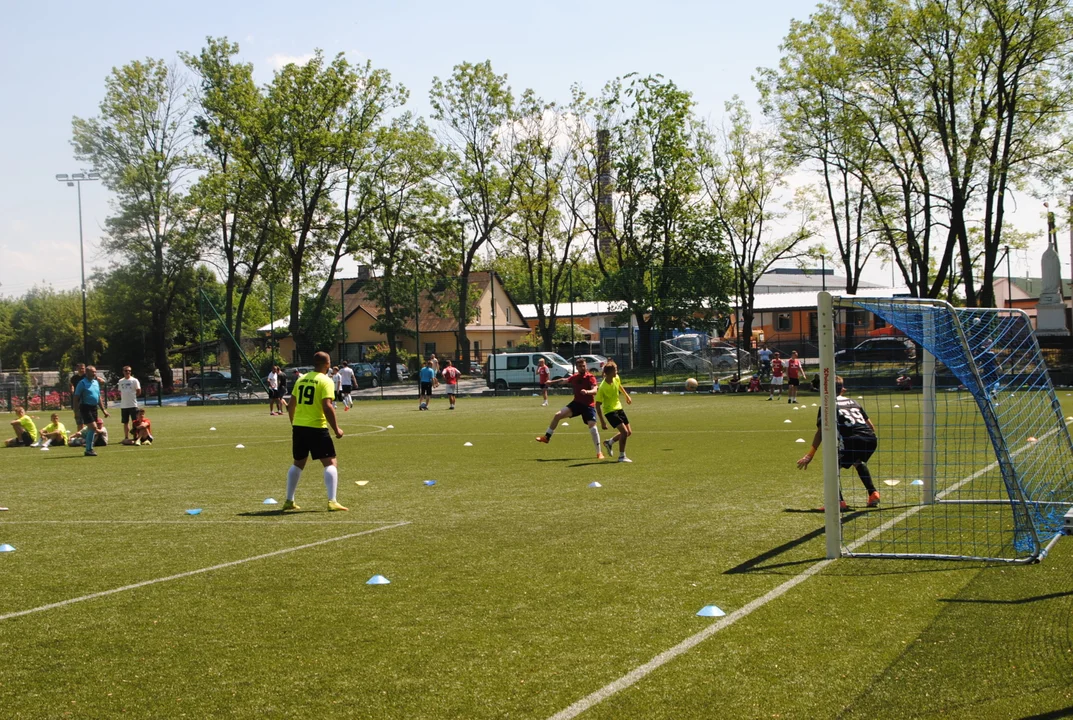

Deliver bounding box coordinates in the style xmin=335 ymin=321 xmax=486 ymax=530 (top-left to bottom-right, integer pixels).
xmin=830 ymin=297 xmax=1073 ymax=562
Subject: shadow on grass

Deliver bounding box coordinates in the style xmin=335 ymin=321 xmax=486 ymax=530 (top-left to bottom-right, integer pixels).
xmin=41 ymin=455 xmax=92 ymax=461
xmin=1018 ymin=706 xmax=1073 ymax=720
xmin=533 ymin=458 xmax=575 ymax=463
xmin=568 ymin=460 xmax=607 ymax=467
xmin=725 ymin=525 xmax=827 ymax=575
xmin=939 ymin=590 xmax=1073 ymax=605
xmin=236 ymin=510 xmax=317 ymax=518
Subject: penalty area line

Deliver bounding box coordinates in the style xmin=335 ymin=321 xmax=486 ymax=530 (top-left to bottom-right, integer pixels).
xmin=0 ymin=521 xmax=409 ymax=623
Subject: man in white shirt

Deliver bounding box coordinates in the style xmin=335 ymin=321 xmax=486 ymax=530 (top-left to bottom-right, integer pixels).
xmin=267 ymin=365 xmax=283 ymax=416
xmin=117 ymin=366 xmax=142 ymax=440
xmin=337 ymin=361 xmax=356 ymax=411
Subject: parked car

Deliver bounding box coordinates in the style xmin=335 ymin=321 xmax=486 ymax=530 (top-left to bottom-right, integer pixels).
xmin=469 ymin=363 xmax=482 ymax=376
xmin=351 ymin=363 xmax=378 ymax=389
xmin=567 ymin=354 xmax=608 ymax=372
xmin=665 ymin=347 xmax=750 ymax=373
xmin=835 ymin=338 xmax=916 ymax=364
xmin=282 ymin=366 xmax=313 ymax=389
xmin=188 ymin=371 xmax=252 ymax=394
xmin=485 ymin=352 xmax=573 ymax=390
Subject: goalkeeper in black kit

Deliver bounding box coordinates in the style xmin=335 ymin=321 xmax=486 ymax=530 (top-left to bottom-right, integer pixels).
xmin=797 ymin=377 xmax=881 ymax=511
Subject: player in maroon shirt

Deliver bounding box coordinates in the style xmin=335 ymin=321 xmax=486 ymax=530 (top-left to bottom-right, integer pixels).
xmin=536 ymin=358 xmax=551 ymax=406
xmin=441 ymin=360 xmax=462 ymax=410
xmin=767 ymin=351 xmax=785 ymax=401
xmin=536 ymin=357 xmax=605 ymax=459
xmin=786 ymin=350 xmax=803 ymax=404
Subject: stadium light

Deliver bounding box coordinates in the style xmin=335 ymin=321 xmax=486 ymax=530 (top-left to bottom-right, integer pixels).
xmin=55 ymin=170 xmax=101 ymax=365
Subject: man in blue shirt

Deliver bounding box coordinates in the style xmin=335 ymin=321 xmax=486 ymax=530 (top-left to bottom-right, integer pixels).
xmin=418 ymin=360 xmax=438 ymax=410
xmin=74 ymin=365 xmax=110 ymax=456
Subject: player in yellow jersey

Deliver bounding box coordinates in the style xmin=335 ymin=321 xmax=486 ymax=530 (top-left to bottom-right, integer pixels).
xmin=6 ymin=407 xmax=39 ymax=447
xmin=38 ymin=413 xmax=70 ymax=450
xmin=595 ymin=360 xmax=634 ymax=463
xmin=282 ymin=351 xmax=347 ymax=512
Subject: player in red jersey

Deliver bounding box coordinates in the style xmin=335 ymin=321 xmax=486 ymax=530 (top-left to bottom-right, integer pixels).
xmin=441 ymin=360 xmax=461 ymax=409
xmin=767 ymin=351 xmax=785 ymax=401
xmin=786 ymin=350 xmax=804 ymax=404
xmin=536 ymin=358 xmax=551 ymax=406
xmin=535 ymin=357 xmax=604 ymax=459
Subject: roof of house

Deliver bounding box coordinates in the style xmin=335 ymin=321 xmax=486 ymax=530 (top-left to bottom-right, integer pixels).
xmin=749 ymin=288 xmax=913 ymax=311
xmin=1004 ymin=276 xmax=1073 ymax=298
xmin=753 ymin=268 xmax=886 ymax=294
xmin=517 ymin=300 xmax=630 ymax=319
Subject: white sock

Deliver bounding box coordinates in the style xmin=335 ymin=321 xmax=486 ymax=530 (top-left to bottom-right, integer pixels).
xmin=286 ymin=465 xmax=301 ymax=501
xmin=589 ymin=425 xmax=601 ymax=451
xmin=41 ymin=438 xmax=50 ymax=448
xmin=324 ymin=465 xmax=339 ymax=501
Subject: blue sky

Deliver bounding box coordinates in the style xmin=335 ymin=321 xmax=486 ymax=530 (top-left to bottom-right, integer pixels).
xmin=0 ymin=0 xmax=1054 ymax=297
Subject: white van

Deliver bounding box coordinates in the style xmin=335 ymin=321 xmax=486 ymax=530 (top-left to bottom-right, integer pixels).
xmin=485 ymin=352 xmax=574 ymax=390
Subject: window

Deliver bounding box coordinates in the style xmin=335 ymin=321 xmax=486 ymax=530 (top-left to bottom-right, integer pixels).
xmin=874 ymin=315 xmax=887 ymax=329
xmin=507 ymin=356 xmax=528 ymax=370
xmin=424 ymin=342 xmax=436 ymax=357
xmin=777 ymin=313 xmax=793 ymax=331
xmin=603 ymin=338 xmax=617 ymax=356
xmin=850 ymin=310 xmax=870 ymax=328
xmin=505 ymin=306 xmax=511 ymax=323
xmin=506 ymin=340 xmax=513 ymax=348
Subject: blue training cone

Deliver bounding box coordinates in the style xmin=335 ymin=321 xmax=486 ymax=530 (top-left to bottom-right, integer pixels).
xmin=0 ymin=544 xmax=14 ymax=553
xmin=366 ymin=574 xmax=391 ymax=585
xmin=696 ymin=605 xmax=726 ymax=617
xmin=911 ymin=479 xmax=924 ymax=486
xmin=423 ymin=480 xmax=436 ymax=486
xmin=186 ymin=509 xmax=202 ymax=515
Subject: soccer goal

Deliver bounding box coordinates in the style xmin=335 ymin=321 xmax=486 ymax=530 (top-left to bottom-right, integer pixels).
xmin=816 ymin=292 xmax=1073 ymax=563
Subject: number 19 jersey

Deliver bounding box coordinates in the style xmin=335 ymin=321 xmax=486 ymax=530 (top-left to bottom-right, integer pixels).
xmin=292 ymin=372 xmax=334 ymax=428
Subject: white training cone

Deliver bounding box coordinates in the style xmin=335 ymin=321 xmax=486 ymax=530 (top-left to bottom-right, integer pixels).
xmin=1067 ymin=417 xmax=1073 ymax=422
xmin=1027 ymin=436 xmax=1038 ymax=443
xmin=793 ymin=406 xmax=800 ymax=410
xmin=463 ymin=442 xmax=473 ymax=447
xmin=795 ymin=438 xmax=806 ymax=443
xmin=811 ymin=403 xmax=817 ymax=407
xmin=884 ymin=480 xmax=900 ymax=486
xmin=696 ymin=605 xmax=725 ymax=617
xmin=662 ymin=391 xmax=670 ymax=395
xmin=588 ymin=481 xmax=602 ymax=488
xmin=386 ymin=425 xmax=394 ymax=429
xmin=858 ymin=396 xmax=864 ymax=399
xmin=0 ymin=507 xmax=8 ymax=512
xmin=209 ymin=427 xmax=217 ymax=431
xmin=784 ymin=419 xmax=792 ymax=424
xmin=0 ymin=544 xmax=14 ymax=553
xmin=356 ymin=481 xmax=369 ymax=486
xmin=235 ymin=444 xmax=245 ymax=449
xmin=911 ymin=479 xmax=924 ymax=486
xmin=263 ymin=498 xmax=278 ymax=505
xmin=561 ymin=422 xmax=569 ymax=426
xmin=366 ymin=574 xmax=390 ymax=585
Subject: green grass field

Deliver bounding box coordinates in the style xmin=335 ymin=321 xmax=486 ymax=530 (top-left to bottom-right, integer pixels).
xmin=1 ymin=393 xmax=1072 ymax=719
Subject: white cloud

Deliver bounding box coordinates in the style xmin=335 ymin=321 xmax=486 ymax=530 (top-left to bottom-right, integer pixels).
xmin=266 ymin=53 xmax=316 ymax=71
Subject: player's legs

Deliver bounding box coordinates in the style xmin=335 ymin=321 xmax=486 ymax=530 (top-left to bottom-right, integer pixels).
xmin=538 ymin=406 xmax=575 ymax=442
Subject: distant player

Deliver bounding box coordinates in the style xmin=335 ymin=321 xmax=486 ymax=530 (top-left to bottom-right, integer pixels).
xmin=122 ymin=409 xmax=153 ymax=446
xmin=747 ymin=375 xmax=761 ymax=393
xmin=267 ymin=365 xmax=284 ymax=416
xmin=282 ymin=351 xmax=347 ymax=512
xmin=767 ymin=352 xmax=784 ymax=401
xmin=536 ymin=358 xmax=550 ymax=406
xmin=442 ymin=360 xmax=461 ymax=409
xmin=331 ymin=366 xmax=343 ymax=408
xmin=757 ymin=346 xmax=772 ymax=379
xmin=536 ymin=357 xmax=604 ymax=460
xmin=418 ymin=360 xmax=438 ymax=410
xmin=337 ymin=361 xmax=356 ymax=411
xmin=6 ymin=407 xmax=38 ymax=447
xmin=117 ymin=365 xmax=142 ymax=440
xmin=595 ymin=360 xmax=634 ymax=462
xmin=797 ymin=376 xmax=881 ymax=511
xmin=786 ymin=351 xmax=803 ymax=404
xmin=38 ymin=413 xmax=69 ymax=450
xmin=70 ymin=419 xmax=109 ymax=448
xmin=74 ymin=365 xmax=109 ymax=457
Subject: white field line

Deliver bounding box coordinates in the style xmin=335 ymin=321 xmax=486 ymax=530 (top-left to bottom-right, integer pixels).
xmin=547 ymin=420 xmax=1069 ymax=720
xmin=71 ymin=425 xmax=389 ymax=453
xmin=0 ymin=521 xmax=409 ymax=623
xmin=0 ymin=519 xmax=408 ymax=525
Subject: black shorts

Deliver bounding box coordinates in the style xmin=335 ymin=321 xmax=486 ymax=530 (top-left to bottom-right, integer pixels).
xmin=121 ymin=407 xmax=138 ymax=424
xmin=13 ymin=431 xmax=33 ymax=447
xmin=50 ymin=436 xmax=67 ymax=446
xmin=604 ymin=409 xmax=629 ymax=428
xmin=80 ymin=404 xmax=99 ymax=425
xmin=341 ymin=385 xmax=353 ymax=395
xmin=421 ymin=381 xmax=433 ymax=395
xmin=269 ymin=388 xmax=282 ymax=399
xmin=566 ymin=401 xmax=597 ymax=425
xmin=839 ymin=434 xmax=877 ymax=468
xmin=788 ymin=377 xmax=800 ymax=387
xmin=292 ymin=426 xmax=336 ymax=461
xmin=540 ymin=382 xmax=548 ymax=390
xmin=334 ymin=390 xmax=344 ymax=401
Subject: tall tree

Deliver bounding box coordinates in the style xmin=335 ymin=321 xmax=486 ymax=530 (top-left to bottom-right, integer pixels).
xmin=73 ymin=58 xmax=205 ymax=390
xmin=697 ymin=98 xmax=815 ymax=346
xmin=358 ymin=114 xmax=453 ymax=380
xmin=430 ymin=60 xmax=522 ymax=367
xmin=183 ymin=37 xmax=283 ymax=383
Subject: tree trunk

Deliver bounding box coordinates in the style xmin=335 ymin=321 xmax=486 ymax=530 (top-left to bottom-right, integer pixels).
xmin=457 ymin=270 xmax=471 ymax=368
xmin=151 ymin=308 xmax=174 ymax=392
xmin=636 ymin=314 xmax=654 ymax=368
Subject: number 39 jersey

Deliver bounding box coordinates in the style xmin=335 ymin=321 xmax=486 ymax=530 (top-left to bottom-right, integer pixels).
xmin=291 ymin=371 xmax=335 ymax=428
xmin=816 ymin=396 xmax=875 ymax=439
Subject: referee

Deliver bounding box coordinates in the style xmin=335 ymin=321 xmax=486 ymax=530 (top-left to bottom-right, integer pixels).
xmin=282 ymin=351 xmax=348 ymax=512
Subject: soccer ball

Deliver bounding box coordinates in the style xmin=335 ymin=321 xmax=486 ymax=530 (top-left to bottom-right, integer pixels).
xmin=685 ymin=378 xmax=699 ymax=391
xmin=419 ymin=402 xmax=428 ymax=410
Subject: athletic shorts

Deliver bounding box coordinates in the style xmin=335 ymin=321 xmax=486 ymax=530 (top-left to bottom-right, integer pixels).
xmin=446 ymin=383 xmax=457 ymax=396
xmin=788 ymin=377 xmax=799 ymax=387
xmin=50 ymin=436 xmax=67 ymax=446
xmin=539 ymin=382 xmax=548 ymax=390
xmin=771 ymin=376 xmax=784 ymax=386
xmin=421 ymin=381 xmax=433 ymax=395
xmin=121 ymin=407 xmax=139 ymax=424
xmin=13 ymin=431 xmax=33 ymax=447
xmin=565 ymin=401 xmax=597 ymax=425
xmin=334 ymin=390 xmax=344 ymax=401
xmin=341 ymin=385 xmax=352 ymax=394
xmin=838 ymin=434 xmax=877 ymax=468
xmin=80 ymin=404 xmax=99 ymax=424
xmin=292 ymin=426 xmax=336 ymax=461
xmin=268 ymin=388 xmax=282 ymax=399
xmin=605 ymin=409 xmax=629 ymax=428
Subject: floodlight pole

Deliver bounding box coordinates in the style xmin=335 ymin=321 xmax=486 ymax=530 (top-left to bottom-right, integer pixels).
xmin=56 ymin=172 xmax=100 ymax=364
